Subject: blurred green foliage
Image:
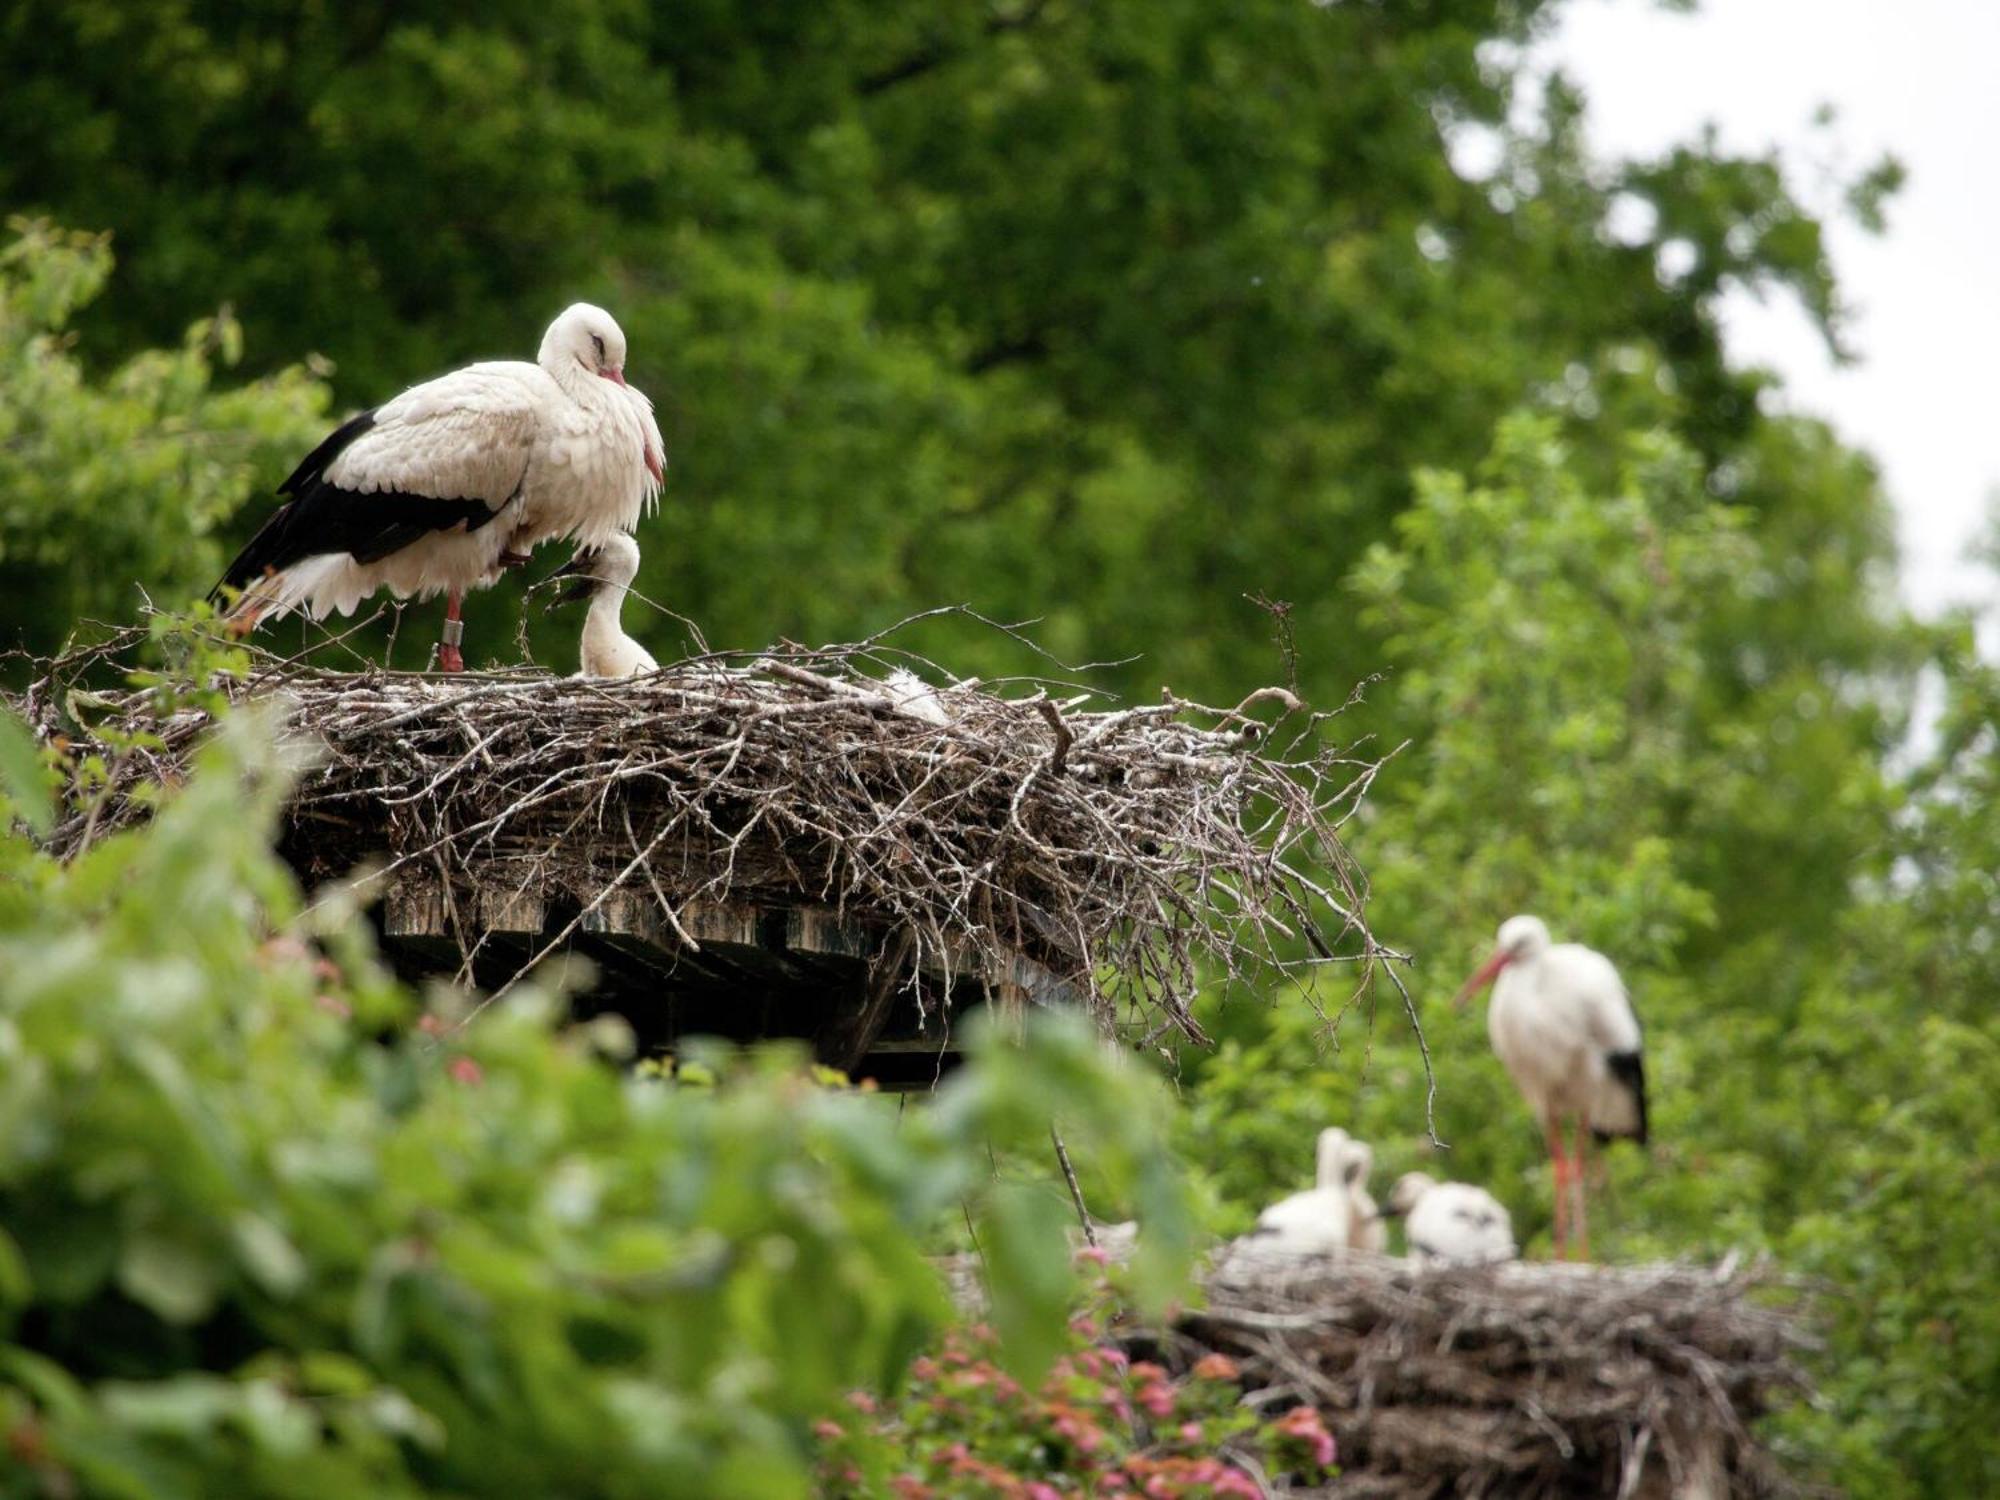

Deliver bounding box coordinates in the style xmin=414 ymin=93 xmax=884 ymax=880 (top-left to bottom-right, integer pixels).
xmin=0 ymin=222 xmax=329 ymax=659
xmin=0 ymin=0 xmax=1988 ymax=1492
xmin=0 ymin=710 xmax=1193 ymax=1498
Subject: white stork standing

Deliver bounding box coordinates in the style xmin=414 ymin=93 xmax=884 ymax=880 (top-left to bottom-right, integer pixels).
xmin=1455 ymin=914 xmax=1648 ymax=1260
xmin=214 ymin=303 xmax=664 ymax=671
xmin=1385 ymin=1172 xmax=1517 ymax=1267
xmin=552 ymin=532 xmax=657 ymax=679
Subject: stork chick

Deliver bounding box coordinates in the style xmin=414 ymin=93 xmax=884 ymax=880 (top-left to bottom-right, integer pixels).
xmin=1386 ymin=1172 xmax=1517 ymax=1267
xmin=553 ymin=533 xmax=657 ymax=679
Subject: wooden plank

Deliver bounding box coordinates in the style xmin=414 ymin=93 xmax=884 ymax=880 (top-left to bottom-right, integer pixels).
xmin=383 ymin=880 xmax=447 ymax=939
xmin=785 ymin=906 xmax=875 ymax=960
xmin=817 ymin=928 xmax=915 ymax=1072
xmin=479 ymin=888 xmax=545 ymax=935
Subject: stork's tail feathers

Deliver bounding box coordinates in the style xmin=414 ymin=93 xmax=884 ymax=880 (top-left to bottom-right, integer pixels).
xmin=1591 ymin=1049 xmax=1649 ymax=1146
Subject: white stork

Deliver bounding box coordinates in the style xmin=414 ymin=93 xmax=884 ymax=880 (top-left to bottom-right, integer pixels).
xmin=552 ymin=532 xmax=657 ymax=679
xmin=1241 ymin=1127 xmax=1364 ymax=1256
xmin=214 ymin=303 xmax=664 ymax=671
xmin=1386 ymin=1172 xmax=1517 ymax=1267
xmin=1455 ymin=914 xmax=1648 ymax=1260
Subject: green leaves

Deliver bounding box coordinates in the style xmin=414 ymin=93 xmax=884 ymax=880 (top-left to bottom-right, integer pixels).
xmin=0 ymin=221 xmax=329 ymax=660
xmin=0 ymin=708 xmax=52 ymax=836
xmin=0 ymin=715 xmax=1192 ymax=1496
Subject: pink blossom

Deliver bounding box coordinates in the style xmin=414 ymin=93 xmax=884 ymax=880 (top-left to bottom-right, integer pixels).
xmin=1026 ymin=1485 xmax=1063 ymax=1500
xmin=1191 ymin=1353 xmax=1240 ymax=1382
xmin=1179 ymin=1421 xmax=1203 ymax=1444
xmin=448 ymin=1056 xmax=483 ymax=1086
xmin=1212 ymin=1469 xmax=1263 ymax=1497
xmin=1277 ymin=1404 xmax=1337 ymax=1469
xmin=813 ymin=1419 xmax=844 ymax=1441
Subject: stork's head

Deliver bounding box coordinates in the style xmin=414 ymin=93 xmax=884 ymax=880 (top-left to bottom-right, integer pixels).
xmin=1341 ymin=1137 xmax=1375 ymax=1194
xmin=1384 ymin=1171 xmax=1438 ymax=1219
xmin=550 ymin=532 xmax=643 ymax=602
xmin=543 ymin=302 xmax=631 ymax=386
xmin=1454 ymin=913 xmax=1552 ymax=1010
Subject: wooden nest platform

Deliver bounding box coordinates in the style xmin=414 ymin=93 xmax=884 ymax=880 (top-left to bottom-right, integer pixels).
xmin=1186 ymin=1252 xmax=1808 ymax=1499
xmin=21 ymin=632 xmax=1391 ymax=1083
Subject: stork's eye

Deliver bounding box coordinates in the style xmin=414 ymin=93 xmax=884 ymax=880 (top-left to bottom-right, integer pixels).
xmin=590 ymin=333 xmax=606 ymax=364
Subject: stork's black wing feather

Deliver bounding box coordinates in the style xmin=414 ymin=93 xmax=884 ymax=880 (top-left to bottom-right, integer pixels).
xmin=1593 ymin=1050 xmax=1649 ymax=1147
xmin=212 ymin=410 xmax=502 ymax=598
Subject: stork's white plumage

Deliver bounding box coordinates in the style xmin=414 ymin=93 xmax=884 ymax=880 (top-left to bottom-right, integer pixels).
xmin=1243 ymin=1127 xmax=1362 ymax=1255
xmin=1455 ymin=914 xmax=1648 ymax=1260
xmin=215 ymin=304 xmax=662 ymax=672
xmin=883 ymin=667 xmax=951 ymax=726
xmin=1387 ymin=1172 xmax=1517 ymax=1267
xmin=554 ymin=533 xmax=657 ymax=680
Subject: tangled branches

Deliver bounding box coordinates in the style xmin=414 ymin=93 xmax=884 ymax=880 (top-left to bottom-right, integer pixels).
xmin=21 ymin=617 xmax=1400 ymax=1049
xmin=1184 ymin=1253 xmax=1811 ymax=1499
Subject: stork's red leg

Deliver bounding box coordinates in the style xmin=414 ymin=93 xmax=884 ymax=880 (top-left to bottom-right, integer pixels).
xmin=1570 ymin=1120 xmax=1592 ymax=1262
xmin=439 ymin=591 xmax=466 ymax=673
xmin=1543 ymin=1118 xmax=1570 ymax=1260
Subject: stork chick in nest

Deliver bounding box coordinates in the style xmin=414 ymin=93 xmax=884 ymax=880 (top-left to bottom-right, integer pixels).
xmin=1386 ymin=1172 xmax=1517 ymax=1267
xmin=552 ymin=533 xmax=656 ymax=678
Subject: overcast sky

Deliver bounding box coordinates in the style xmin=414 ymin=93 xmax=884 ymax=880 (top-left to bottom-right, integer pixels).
xmin=1544 ymin=0 xmax=1999 ymax=620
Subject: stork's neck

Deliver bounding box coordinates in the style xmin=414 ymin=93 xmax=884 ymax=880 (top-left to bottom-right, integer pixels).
xmin=544 ymin=349 xmax=617 ymax=406
xmin=582 ymin=582 xmax=632 ymax=656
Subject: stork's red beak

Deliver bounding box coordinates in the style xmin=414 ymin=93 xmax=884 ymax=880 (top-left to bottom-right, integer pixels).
xmin=1454 ymin=950 xmax=1511 ymax=1011
xmin=601 ymin=366 xmax=627 ymax=386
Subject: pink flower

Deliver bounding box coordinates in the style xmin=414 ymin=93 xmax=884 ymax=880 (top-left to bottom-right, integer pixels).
xmin=449 ymin=1056 xmax=483 ymax=1086
xmin=1212 ymin=1470 xmax=1263 ymax=1497
xmin=1276 ymin=1405 xmax=1336 ymax=1469
xmin=1191 ymin=1353 xmax=1240 ymax=1382
xmin=1027 ymin=1485 xmax=1063 ymax=1500
xmin=847 ymin=1390 xmax=878 ymax=1415
xmin=813 ymin=1419 xmax=844 ymax=1441
xmin=1076 ymin=1244 xmax=1111 ymax=1266
xmin=1179 ymin=1422 xmax=1202 ymax=1444
xmin=1137 ymin=1381 xmax=1175 ymax=1419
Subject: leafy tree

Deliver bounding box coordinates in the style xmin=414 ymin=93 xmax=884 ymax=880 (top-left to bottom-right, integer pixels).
xmin=0 ymin=221 xmax=328 ymax=661
xmin=0 ymin=1 xmax=1889 ymax=691
xmin=1178 ymin=418 xmax=1992 ymax=1497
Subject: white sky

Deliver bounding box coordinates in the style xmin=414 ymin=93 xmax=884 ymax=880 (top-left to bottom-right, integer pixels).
xmin=1544 ymin=0 xmax=2000 ymax=619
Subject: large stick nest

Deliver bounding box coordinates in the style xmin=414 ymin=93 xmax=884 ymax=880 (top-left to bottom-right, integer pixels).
xmin=18 ymin=623 xmax=1396 ymax=1045
xmin=938 ymin=1249 xmax=1811 ymax=1498
xmin=1185 ymin=1253 xmax=1810 ymax=1499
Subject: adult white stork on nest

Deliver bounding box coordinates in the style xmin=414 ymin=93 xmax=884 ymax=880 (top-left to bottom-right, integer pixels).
xmin=1386 ymin=1172 xmax=1517 ymax=1267
xmin=1455 ymin=914 xmax=1647 ymax=1261
xmin=213 ymin=303 xmax=665 ymax=671
xmin=552 ymin=533 xmax=657 ymax=679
